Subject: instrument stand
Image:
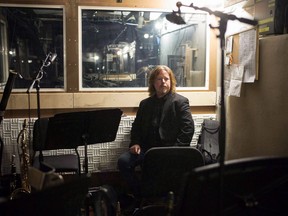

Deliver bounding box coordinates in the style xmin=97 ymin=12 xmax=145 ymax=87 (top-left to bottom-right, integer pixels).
xmin=27 ymin=52 xmax=56 ymax=167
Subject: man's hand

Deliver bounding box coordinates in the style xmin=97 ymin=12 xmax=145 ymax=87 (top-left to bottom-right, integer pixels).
xmin=130 ymin=144 xmax=141 ymax=155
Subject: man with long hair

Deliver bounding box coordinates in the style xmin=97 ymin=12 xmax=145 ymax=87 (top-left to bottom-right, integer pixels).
xmin=118 ymin=65 xmax=194 ymax=198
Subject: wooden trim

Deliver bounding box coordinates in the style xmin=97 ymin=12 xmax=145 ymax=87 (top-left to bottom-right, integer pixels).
xmin=74 ymin=91 xmax=216 ymax=108
xmin=3 ymin=91 xmax=216 ymax=110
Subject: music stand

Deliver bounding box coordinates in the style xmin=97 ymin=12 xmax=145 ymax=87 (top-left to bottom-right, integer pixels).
xmin=45 ymin=108 xmax=123 ymax=174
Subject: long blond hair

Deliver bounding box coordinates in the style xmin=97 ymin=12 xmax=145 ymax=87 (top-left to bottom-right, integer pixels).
xmin=148 ymin=65 xmax=177 ymax=96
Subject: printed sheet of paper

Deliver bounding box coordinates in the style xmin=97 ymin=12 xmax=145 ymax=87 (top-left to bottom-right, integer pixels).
xmin=224 ymin=64 xmax=244 ymax=97
xmin=239 ymin=29 xmax=257 ymax=83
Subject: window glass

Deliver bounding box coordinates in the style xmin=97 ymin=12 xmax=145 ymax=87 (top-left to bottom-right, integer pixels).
xmin=80 ymin=8 xmax=208 ymax=90
xmin=0 ymin=6 xmax=64 ymax=90
xmin=0 ymin=20 xmax=8 ymax=87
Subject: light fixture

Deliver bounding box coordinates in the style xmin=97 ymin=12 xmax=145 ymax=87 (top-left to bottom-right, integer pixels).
xmin=165 ymin=2 xmax=186 ymax=24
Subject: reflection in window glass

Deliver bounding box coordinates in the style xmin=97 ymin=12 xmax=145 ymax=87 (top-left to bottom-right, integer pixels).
xmin=0 ymin=6 xmax=64 ymax=89
xmin=81 ymin=8 xmax=208 ymax=89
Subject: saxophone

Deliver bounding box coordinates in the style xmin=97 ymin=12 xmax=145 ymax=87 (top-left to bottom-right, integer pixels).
xmin=10 ymin=119 xmax=31 ymax=199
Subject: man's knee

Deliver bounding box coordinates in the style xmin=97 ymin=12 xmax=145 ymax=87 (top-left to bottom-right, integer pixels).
xmin=117 ymin=151 xmax=130 ymax=170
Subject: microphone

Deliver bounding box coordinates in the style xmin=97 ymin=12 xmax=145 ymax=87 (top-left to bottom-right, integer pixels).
xmin=46 ymin=52 xmax=57 ymax=66
xmin=165 ymin=1 xmax=186 ymax=25
xmin=166 ymin=1 xmax=258 ymax=27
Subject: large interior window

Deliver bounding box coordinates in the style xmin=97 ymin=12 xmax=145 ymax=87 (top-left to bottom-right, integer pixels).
xmin=0 ymin=5 xmax=65 ymax=90
xmin=80 ymin=7 xmax=209 ymax=90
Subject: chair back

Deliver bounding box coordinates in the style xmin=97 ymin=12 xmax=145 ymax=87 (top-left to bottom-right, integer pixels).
xmin=33 ymin=118 xmax=50 ymax=151
xmin=141 ymin=147 xmax=205 ymax=198
xmin=33 ymin=118 xmax=81 ymax=151
xmin=32 ymin=118 xmax=81 ymax=174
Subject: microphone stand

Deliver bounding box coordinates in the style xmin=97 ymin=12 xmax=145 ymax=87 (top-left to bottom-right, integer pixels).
xmin=168 ymin=2 xmax=258 ymax=215
xmin=27 ymin=52 xmax=55 ymax=168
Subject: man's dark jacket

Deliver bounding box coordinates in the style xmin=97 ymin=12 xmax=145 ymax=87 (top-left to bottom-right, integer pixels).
xmin=130 ymin=92 xmax=194 ymax=152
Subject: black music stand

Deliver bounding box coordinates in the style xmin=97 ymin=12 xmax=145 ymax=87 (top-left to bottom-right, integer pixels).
xmin=45 ymin=109 xmax=123 ymax=174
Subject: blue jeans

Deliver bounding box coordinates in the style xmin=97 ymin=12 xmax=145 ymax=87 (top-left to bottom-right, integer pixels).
xmin=117 ymin=151 xmax=145 ymax=197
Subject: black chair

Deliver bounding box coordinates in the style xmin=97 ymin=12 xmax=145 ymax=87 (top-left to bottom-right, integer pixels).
xmin=136 ymin=146 xmax=205 ymax=214
xmin=32 ymin=118 xmax=81 ymax=175
xmin=176 ymin=156 xmax=288 ymax=216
